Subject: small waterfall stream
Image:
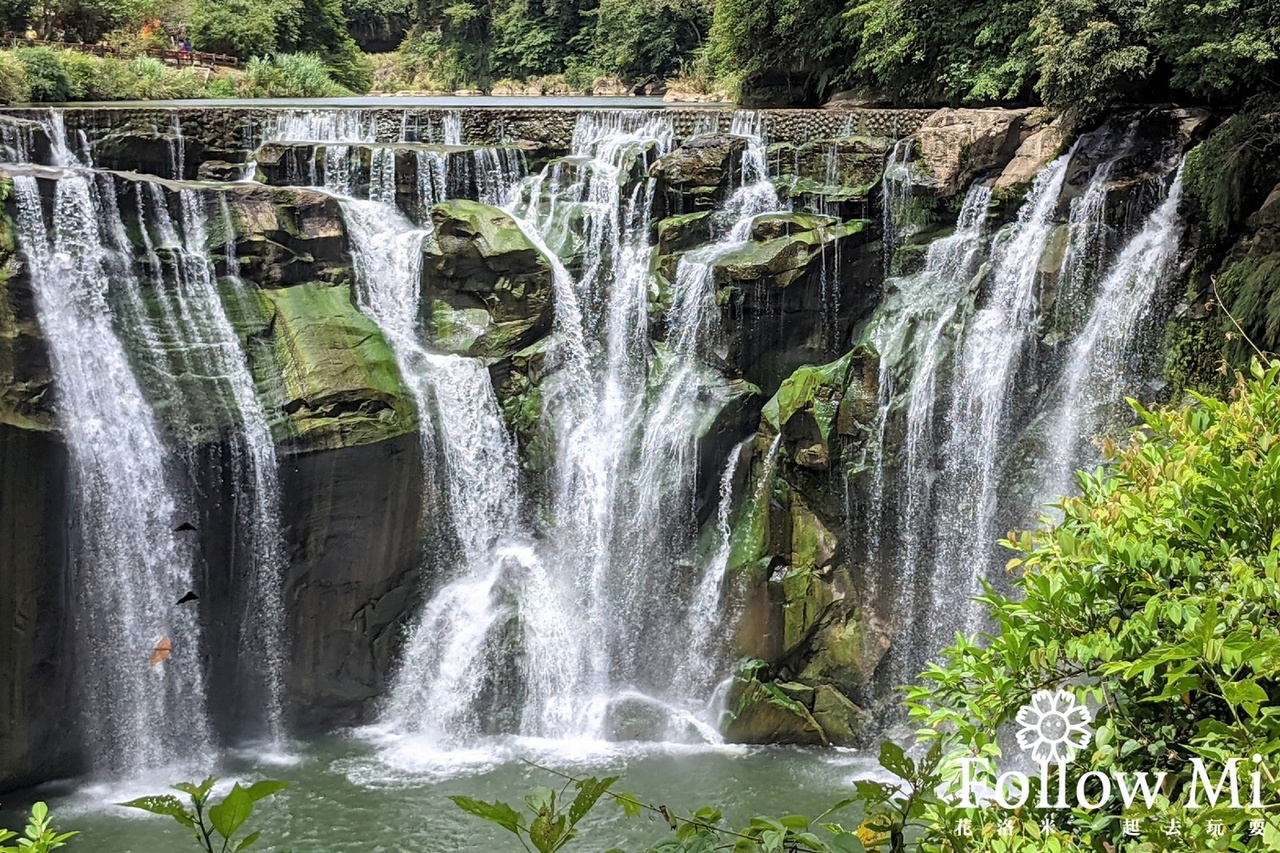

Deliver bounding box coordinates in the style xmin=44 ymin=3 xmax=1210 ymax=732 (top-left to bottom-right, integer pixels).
xmin=1038 ymin=166 xmax=1186 ymax=504
xmin=12 ymin=172 xmax=214 ymax=774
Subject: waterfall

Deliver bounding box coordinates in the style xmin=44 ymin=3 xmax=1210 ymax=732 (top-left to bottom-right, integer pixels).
xmin=339 ymin=197 xmax=527 ymax=742
xmin=865 ymin=184 xmax=992 ymax=671
xmin=924 ymin=152 xmax=1073 ymax=639
xmin=1038 ymin=166 xmax=1186 ymax=503
xmin=672 ymin=439 xmax=751 ymax=701
xmin=12 ymin=173 xmax=213 ymax=775
xmin=493 ymin=110 xmax=787 ymax=740
xmin=880 ymin=138 xmax=917 ymax=271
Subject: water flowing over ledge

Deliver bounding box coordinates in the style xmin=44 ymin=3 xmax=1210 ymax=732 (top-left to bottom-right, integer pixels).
xmin=0 ymin=102 xmax=1207 ymax=793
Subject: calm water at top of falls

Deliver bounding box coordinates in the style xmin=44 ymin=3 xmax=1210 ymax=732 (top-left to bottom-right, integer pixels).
xmin=2 ymin=740 xmax=877 ymax=852
xmin=38 ymin=95 xmax=701 ymax=108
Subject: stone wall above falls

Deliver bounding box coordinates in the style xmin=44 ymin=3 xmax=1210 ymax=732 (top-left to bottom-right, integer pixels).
xmin=0 ymin=106 xmax=935 ymax=180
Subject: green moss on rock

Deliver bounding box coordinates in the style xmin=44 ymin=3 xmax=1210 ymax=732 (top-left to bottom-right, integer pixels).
xmin=257 ymin=281 xmax=417 ymax=452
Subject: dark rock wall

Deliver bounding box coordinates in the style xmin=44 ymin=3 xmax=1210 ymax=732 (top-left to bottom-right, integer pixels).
xmin=277 ymin=434 xmax=424 ymax=730
xmin=0 ymin=425 xmax=74 ymax=791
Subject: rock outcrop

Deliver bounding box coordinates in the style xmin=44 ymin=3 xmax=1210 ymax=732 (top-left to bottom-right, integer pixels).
xmin=423 ymin=200 xmax=555 ymax=359
xmin=713 ymin=213 xmax=881 ymax=393
xmin=651 ymin=135 xmax=749 ymax=215
xmin=917 ymin=107 xmax=1038 ymax=196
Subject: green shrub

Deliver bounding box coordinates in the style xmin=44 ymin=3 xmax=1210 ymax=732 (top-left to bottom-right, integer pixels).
xmin=205 ymin=73 xmax=242 ymax=98
xmin=14 ymin=47 xmax=70 ymax=103
xmin=0 ymin=801 xmax=76 ymax=852
xmin=58 ymin=50 xmax=99 ymax=101
xmin=907 ymin=360 xmax=1280 ymax=849
xmin=243 ymin=53 xmax=350 ymax=97
xmin=92 ymin=56 xmax=143 ymax=100
xmin=0 ymin=51 xmax=30 ymax=104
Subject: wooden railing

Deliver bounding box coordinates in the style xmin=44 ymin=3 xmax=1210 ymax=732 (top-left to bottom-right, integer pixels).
xmin=143 ymin=48 xmax=239 ymax=69
xmin=9 ymin=38 xmax=238 ymax=69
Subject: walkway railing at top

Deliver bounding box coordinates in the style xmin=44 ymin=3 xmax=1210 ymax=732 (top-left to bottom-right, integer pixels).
xmin=8 ymin=38 xmax=238 ymax=68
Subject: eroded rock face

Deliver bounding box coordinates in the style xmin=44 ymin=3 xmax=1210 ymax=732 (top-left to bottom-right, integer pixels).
xmin=721 ymin=350 xmax=889 ymax=745
xmin=918 ymin=107 xmax=1037 ymax=196
xmin=0 ymin=199 xmax=53 ymax=432
xmin=996 ymin=118 xmax=1071 ymax=193
xmin=423 ymin=200 xmax=555 ymax=359
xmin=220 ymin=185 xmax=351 ymax=287
xmin=714 ymin=212 xmax=881 ymax=393
xmin=253 ymin=282 xmax=418 ymax=453
xmin=0 ymin=425 xmax=73 ymax=791
xmin=651 ymin=135 xmax=749 ymax=215
xmin=278 ymin=431 xmax=425 ymax=730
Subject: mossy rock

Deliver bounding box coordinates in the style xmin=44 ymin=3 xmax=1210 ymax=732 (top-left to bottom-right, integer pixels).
xmin=651 ymin=135 xmax=749 ymax=214
xmin=0 ymin=188 xmax=54 ymax=432
xmin=423 ymin=200 xmax=554 ymax=359
xmin=779 ymin=564 xmax=834 ymax=656
xmin=712 ymin=218 xmax=867 ymax=289
xmin=217 ymin=185 xmax=351 ymax=287
xmin=798 ymin=613 xmax=892 ymax=691
xmin=256 ymin=281 xmax=417 ymax=452
xmin=811 ymin=684 xmax=866 ymax=747
xmin=656 ymin=211 xmax=713 ymax=256
xmin=723 ymin=677 xmax=829 ymax=746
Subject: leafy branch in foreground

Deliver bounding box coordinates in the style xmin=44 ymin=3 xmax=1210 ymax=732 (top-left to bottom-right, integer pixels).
xmin=451 ymin=744 xmax=944 ymax=852
xmin=0 ymin=802 xmax=77 ymax=852
xmin=121 ymin=776 xmax=289 ymax=853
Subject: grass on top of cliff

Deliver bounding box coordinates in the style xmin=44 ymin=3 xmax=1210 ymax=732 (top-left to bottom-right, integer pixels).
xmin=0 ymin=47 xmax=356 ymax=103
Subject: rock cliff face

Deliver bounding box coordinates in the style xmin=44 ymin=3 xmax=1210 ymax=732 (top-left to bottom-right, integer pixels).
xmin=0 ymin=103 xmax=1267 ymax=788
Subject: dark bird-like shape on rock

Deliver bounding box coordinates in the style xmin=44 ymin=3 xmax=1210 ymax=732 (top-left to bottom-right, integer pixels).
xmin=175 ymin=590 xmax=199 ymax=605
xmin=174 ymin=522 xmax=197 ymax=533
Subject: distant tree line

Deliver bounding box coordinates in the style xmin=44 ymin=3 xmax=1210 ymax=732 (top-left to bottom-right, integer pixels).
xmin=0 ymin=0 xmax=1273 ymax=107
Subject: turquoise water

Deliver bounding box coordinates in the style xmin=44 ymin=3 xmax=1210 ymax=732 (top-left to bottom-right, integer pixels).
xmin=3 ymin=736 xmax=877 ymax=852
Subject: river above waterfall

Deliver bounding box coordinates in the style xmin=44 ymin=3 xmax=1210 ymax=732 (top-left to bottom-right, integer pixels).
xmin=41 ymin=95 xmax=694 ymax=109
xmin=2 ymin=741 xmax=871 ymax=852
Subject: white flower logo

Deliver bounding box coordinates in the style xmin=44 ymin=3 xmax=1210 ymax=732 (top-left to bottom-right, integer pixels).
xmin=1015 ymin=689 xmax=1092 ymax=766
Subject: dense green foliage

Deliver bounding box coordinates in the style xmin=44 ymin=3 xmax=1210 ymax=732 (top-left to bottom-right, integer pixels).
xmin=0 ymin=0 xmax=1271 ymax=104
xmin=380 ymin=0 xmax=712 ymax=92
xmin=906 ymin=360 xmax=1280 ymax=849
xmin=187 ymin=0 xmax=371 ymax=90
xmin=0 ymin=45 xmax=353 ymax=101
xmin=14 ymin=46 xmax=70 ymax=101
xmin=0 ymin=803 xmax=76 ymax=852
xmin=706 ymin=0 xmax=1279 ymax=111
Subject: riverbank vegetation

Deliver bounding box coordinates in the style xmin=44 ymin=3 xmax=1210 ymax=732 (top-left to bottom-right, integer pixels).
xmin=0 ymin=0 xmax=1271 ymax=108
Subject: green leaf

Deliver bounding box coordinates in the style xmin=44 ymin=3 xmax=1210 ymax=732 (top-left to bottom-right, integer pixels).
xmin=525 ymin=786 xmax=555 ymax=815
xmin=878 ymin=741 xmax=912 ymax=779
xmin=243 ymin=780 xmax=289 ymax=803
xmin=529 ymin=813 xmax=569 ymax=853
xmin=119 ymin=795 xmax=196 ymax=828
xmin=449 ymin=796 xmax=525 ymax=834
xmin=568 ymin=775 xmax=618 ymax=826
xmin=1222 ymin=677 xmax=1268 ymax=712
xmin=233 ymin=831 xmax=261 ymax=851
xmin=827 ymin=832 xmax=866 ymax=853
xmin=616 ymin=792 xmax=643 ymax=818
xmin=208 ymin=784 xmax=254 ymax=839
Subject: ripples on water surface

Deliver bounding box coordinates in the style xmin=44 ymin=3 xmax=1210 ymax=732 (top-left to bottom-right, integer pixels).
xmin=6 ymin=740 xmax=876 ymax=852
